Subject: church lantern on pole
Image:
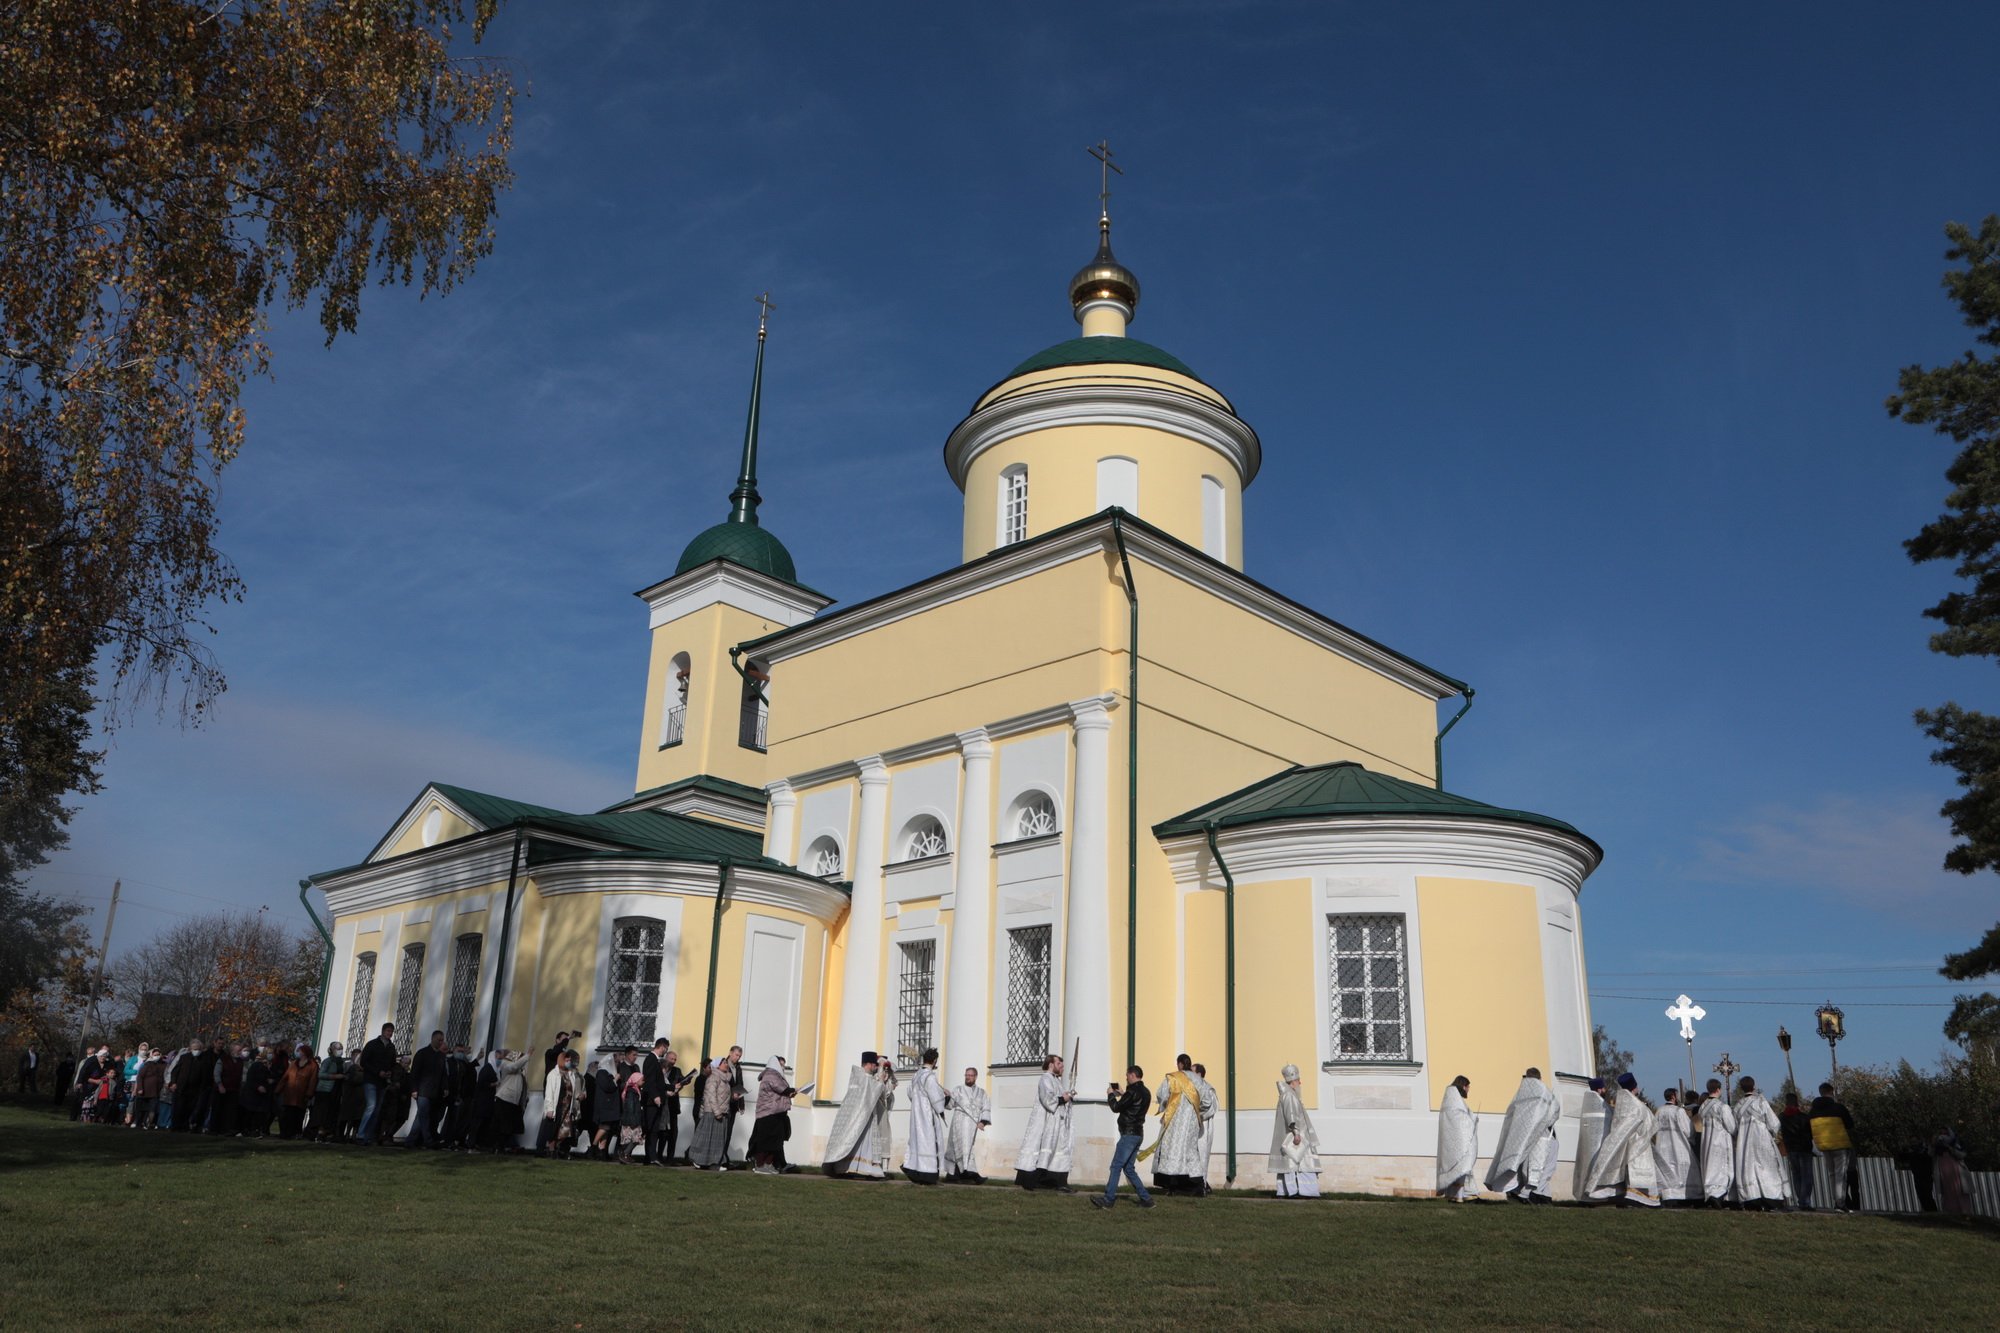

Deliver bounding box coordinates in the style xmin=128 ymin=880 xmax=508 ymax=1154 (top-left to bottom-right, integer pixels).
xmin=1815 ymin=1003 xmax=1845 ymax=1079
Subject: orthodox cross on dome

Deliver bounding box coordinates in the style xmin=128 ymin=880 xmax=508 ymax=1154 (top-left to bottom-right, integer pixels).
xmin=1666 ymin=994 xmax=1705 ymax=1043
xmin=1088 ymin=139 xmax=1123 ymax=224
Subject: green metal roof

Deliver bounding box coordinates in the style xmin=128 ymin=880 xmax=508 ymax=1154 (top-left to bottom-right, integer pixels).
xmin=603 ymin=774 xmax=770 ymax=814
xmin=1153 ymin=761 xmax=1600 ymax=856
xmin=675 ymin=520 xmax=798 ymax=583
xmin=1007 ymin=336 xmax=1201 ymax=382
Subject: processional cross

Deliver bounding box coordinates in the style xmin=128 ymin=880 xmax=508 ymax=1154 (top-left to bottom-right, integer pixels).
xmin=1666 ymin=993 xmax=1705 ymax=1097
xmin=1088 ymin=139 xmax=1123 ymax=218
xmin=1713 ymin=1051 xmax=1740 ymax=1104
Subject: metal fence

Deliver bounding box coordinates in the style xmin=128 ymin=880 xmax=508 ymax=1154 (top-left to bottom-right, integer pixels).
xmin=1824 ymin=1155 xmax=2000 ymax=1218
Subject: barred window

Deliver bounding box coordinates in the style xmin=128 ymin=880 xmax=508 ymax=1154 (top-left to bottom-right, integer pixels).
xmin=1327 ymin=914 xmax=1410 ymax=1062
xmin=444 ymin=933 xmax=483 ymax=1049
xmin=345 ymin=951 xmax=377 ymax=1053
xmin=393 ymin=943 xmax=425 ymax=1055
xmin=895 ymin=940 xmax=937 ymax=1069
xmin=1004 ymin=925 xmax=1053 ymax=1063
xmin=999 ymin=465 xmax=1028 ymax=547
xmin=604 ymin=917 xmax=666 ymax=1048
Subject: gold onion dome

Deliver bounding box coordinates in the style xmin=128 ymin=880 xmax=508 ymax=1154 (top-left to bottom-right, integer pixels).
xmin=1069 ymin=218 xmax=1140 ymax=320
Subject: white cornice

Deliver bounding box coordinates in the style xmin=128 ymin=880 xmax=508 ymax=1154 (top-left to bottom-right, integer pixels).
xmin=532 ymin=858 xmax=850 ymax=923
xmin=324 ymin=834 xmax=524 ymax=918
xmin=780 ymin=695 xmax=1114 ymax=797
xmin=944 ymin=382 xmax=1263 ymax=489
xmin=369 ymin=785 xmax=485 ymax=865
xmin=637 ymin=560 xmax=833 ymax=631
xmin=1157 ymin=816 xmax=1601 ymax=897
xmin=631 ymin=789 xmax=768 ymax=829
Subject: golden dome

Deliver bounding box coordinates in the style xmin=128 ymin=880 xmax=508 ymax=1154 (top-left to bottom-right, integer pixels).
xmin=1068 ymin=219 xmax=1140 ymax=321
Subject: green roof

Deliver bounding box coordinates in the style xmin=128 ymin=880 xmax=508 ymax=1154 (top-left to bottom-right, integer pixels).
xmin=1007 ymin=336 xmax=1201 ymax=382
xmin=675 ymin=520 xmax=797 ymax=583
xmin=1153 ymin=761 xmax=1600 ymax=856
xmin=603 ymin=774 xmax=770 ymax=814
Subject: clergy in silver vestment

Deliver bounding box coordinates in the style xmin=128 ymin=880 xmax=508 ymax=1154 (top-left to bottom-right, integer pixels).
xmin=1191 ymin=1063 xmax=1219 ymax=1196
xmin=1731 ymin=1076 xmax=1788 ymax=1209
xmin=943 ymin=1066 xmax=992 ymax=1183
xmin=821 ymin=1051 xmax=895 ymax=1179
xmin=1268 ymin=1064 xmax=1322 ymax=1198
xmin=1573 ymin=1077 xmax=1614 ymax=1201
xmin=1435 ymin=1075 xmax=1480 ymax=1202
xmin=1141 ymin=1054 xmax=1210 ymax=1195
xmin=1697 ymin=1079 xmax=1736 ymax=1204
xmin=1652 ymin=1088 xmax=1692 ymax=1204
xmin=1014 ymin=1052 xmax=1077 ymax=1191
xmin=1583 ymin=1072 xmax=1660 ymax=1207
xmin=1483 ymin=1067 xmax=1561 ymax=1203
xmin=902 ymin=1048 xmax=947 ymax=1186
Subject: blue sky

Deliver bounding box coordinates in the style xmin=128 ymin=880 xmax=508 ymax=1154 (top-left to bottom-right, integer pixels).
xmin=32 ymin=2 xmax=2000 ymax=1086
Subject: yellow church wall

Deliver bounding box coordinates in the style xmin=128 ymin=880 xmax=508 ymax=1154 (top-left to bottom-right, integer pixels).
xmin=818 ymin=910 xmax=848 ymax=1095
xmin=1415 ymin=876 xmax=1549 ymax=1114
xmin=1177 ymin=878 xmax=1317 ymax=1111
xmin=959 ymin=425 xmax=1243 ymax=564
xmin=377 ymin=802 xmax=476 ymax=860
xmin=635 ymin=601 xmax=785 ymax=797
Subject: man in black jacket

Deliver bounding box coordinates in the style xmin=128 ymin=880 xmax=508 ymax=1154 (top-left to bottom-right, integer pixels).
xmin=405 ymin=1031 xmax=448 ymax=1148
xmin=1092 ymin=1065 xmax=1156 ymax=1210
xmin=642 ymin=1039 xmax=674 ymax=1165
xmin=544 ymin=1032 xmax=571 ymax=1076
xmin=357 ymin=1022 xmax=398 ymax=1145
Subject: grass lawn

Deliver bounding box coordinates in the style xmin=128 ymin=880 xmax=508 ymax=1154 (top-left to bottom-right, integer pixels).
xmin=1 ymin=1099 xmax=1993 ymax=1330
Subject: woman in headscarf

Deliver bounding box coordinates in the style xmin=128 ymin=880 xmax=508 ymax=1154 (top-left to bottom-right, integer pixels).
xmin=590 ymin=1053 xmax=623 ymax=1160
xmin=277 ymin=1043 xmax=318 ymax=1140
xmin=237 ymin=1046 xmax=276 ymax=1138
xmin=688 ymin=1054 xmax=737 ymax=1169
xmin=1934 ymin=1126 xmax=1972 ymax=1215
xmin=747 ymin=1055 xmax=798 ymax=1174
xmin=1268 ymin=1064 xmax=1322 ymax=1198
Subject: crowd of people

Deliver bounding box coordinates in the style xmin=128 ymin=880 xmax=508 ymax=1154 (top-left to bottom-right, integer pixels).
xmin=17 ymin=1034 xmax=1981 ymax=1214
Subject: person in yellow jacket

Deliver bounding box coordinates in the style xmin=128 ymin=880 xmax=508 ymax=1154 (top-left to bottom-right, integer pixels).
xmin=1808 ymin=1083 xmax=1857 ymax=1211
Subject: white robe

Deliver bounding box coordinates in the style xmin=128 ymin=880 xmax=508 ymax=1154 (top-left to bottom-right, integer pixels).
xmin=1192 ymin=1075 xmax=1219 ymax=1181
xmin=1574 ymin=1094 xmax=1614 ymax=1201
xmin=1584 ymin=1087 xmax=1660 ymax=1206
xmin=943 ymin=1081 xmax=991 ymax=1176
xmin=1435 ymin=1085 xmax=1480 ymax=1199
xmin=1653 ymin=1104 xmax=1692 ymax=1202
xmin=1014 ymin=1071 xmax=1074 ymax=1175
xmin=1148 ymin=1070 xmax=1209 ymax=1178
xmin=1483 ymin=1076 xmax=1561 ymax=1197
xmin=821 ymin=1066 xmax=893 ymax=1177
xmin=1268 ymin=1080 xmax=1321 ymax=1197
xmin=1698 ymin=1097 xmax=1737 ymax=1201
xmin=1732 ymin=1092 xmax=1787 ymax=1202
xmin=904 ymin=1066 xmax=947 ymax=1176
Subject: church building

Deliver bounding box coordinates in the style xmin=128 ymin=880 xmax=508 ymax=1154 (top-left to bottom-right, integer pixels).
xmin=307 ymin=196 xmax=1605 ymax=1194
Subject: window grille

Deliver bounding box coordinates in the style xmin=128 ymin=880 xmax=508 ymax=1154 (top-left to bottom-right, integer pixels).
xmin=895 ymin=940 xmax=937 ymax=1069
xmin=1015 ymin=796 xmax=1058 ymax=839
xmin=1326 ymin=914 xmax=1410 ymax=1061
xmin=393 ymin=943 xmax=425 ymax=1054
xmin=808 ymin=838 xmax=843 ymax=879
xmin=345 ymin=952 xmax=376 ymax=1053
xmin=903 ymin=816 xmax=948 ymax=860
xmin=1004 ymin=925 xmax=1052 ymax=1063
xmin=444 ymin=934 xmax=482 ymax=1049
xmin=1000 ymin=467 xmax=1028 ymax=546
xmin=604 ymin=918 xmax=666 ymax=1048
xmin=662 ymin=703 xmax=686 ymax=747
xmin=739 ymin=669 xmax=769 ymax=751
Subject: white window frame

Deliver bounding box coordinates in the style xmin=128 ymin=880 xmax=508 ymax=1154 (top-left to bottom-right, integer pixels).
xmin=1001 ymin=923 xmax=1054 ymax=1064
xmin=393 ymin=942 xmax=426 ymax=1055
xmin=1201 ymin=474 xmax=1227 ymax=559
xmin=344 ymin=951 xmax=377 ymax=1053
xmin=444 ymin=932 xmax=483 ymax=1049
xmin=997 ymin=464 xmax=1028 ymax=547
xmin=602 ymin=916 xmax=669 ymax=1050
xmin=1325 ymin=912 xmax=1412 ymax=1063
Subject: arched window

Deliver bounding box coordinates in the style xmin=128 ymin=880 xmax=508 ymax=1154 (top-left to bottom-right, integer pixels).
xmin=444 ymin=933 xmax=482 ymax=1049
xmin=739 ymin=658 xmax=770 ymax=752
xmin=900 ymin=815 xmax=949 ymax=861
xmin=393 ymin=942 xmax=425 ymax=1054
xmin=1096 ymin=455 xmax=1139 ymax=515
xmin=604 ymin=917 xmax=666 ymax=1048
xmin=1201 ymin=475 xmax=1227 ymax=559
xmin=662 ymin=651 xmax=691 ymax=748
xmin=806 ymin=835 xmax=844 ymax=880
xmin=1012 ymin=793 xmax=1059 ymax=840
xmin=997 ymin=464 xmax=1028 ymax=547
xmin=344 ymin=951 xmax=377 ymax=1053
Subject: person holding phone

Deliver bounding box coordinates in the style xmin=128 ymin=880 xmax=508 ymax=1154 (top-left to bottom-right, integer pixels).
xmin=1092 ymin=1065 xmax=1155 ymax=1210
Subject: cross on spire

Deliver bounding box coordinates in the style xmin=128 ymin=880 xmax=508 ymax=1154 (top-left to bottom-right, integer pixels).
xmin=1088 ymin=139 xmax=1123 ymax=223
xmin=754 ymin=291 xmax=776 ymax=339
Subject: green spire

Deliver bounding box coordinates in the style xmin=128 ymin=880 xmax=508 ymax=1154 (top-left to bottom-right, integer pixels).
xmin=726 ymin=293 xmax=774 ymax=527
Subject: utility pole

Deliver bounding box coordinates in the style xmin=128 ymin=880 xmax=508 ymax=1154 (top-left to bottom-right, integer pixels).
xmin=75 ymin=879 xmax=120 ymax=1069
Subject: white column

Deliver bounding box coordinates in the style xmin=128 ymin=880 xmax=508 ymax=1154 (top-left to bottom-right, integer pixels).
xmin=834 ymin=757 xmax=891 ymax=1091
xmin=944 ymin=728 xmax=994 ymax=1074
xmin=764 ymin=779 xmax=798 ymax=863
xmin=1062 ymin=697 xmax=1114 ymax=1094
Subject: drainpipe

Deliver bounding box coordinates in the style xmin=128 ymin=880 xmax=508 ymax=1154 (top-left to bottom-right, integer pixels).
xmin=297 ymin=879 xmax=334 ymax=1048
xmin=699 ymin=857 xmax=733 ymax=1065
xmin=485 ymin=825 xmax=524 ymax=1052
xmin=1433 ymin=687 xmax=1475 ymax=790
xmin=1109 ymin=512 xmax=1139 ymax=1073
xmin=1205 ymin=821 xmax=1238 ymax=1185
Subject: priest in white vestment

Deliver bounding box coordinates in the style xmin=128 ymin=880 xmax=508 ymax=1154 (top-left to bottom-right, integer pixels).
xmin=943 ymin=1066 xmax=992 ymax=1183
xmin=1731 ymin=1076 xmax=1788 ymax=1209
xmin=1573 ymin=1078 xmax=1614 ymax=1201
xmin=1652 ymin=1088 xmax=1692 ymax=1205
xmin=821 ymin=1052 xmax=895 ymax=1179
xmin=1268 ymin=1064 xmax=1322 ymax=1198
xmin=1583 ymin=1072 xmax=1660 ymax=1207
xmin=1141 ymin=1055 xmax=1210 ymax=1195
xmin=902 ymin=1049 xmax=947 ymax=1185
xmin=1435 ymin=1075 xmax=1480 ymax=1202
xmin=1191 ymin=1063 xmax=1219 ymax=1196
xmin=1697 ymin=1080 xmax=1736 ymax=1204
xmin=1014 ymin=1052 xmax=1077 ymax=1191
xmin=1484 ymin=1067 xmax=1561 ymax=1203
